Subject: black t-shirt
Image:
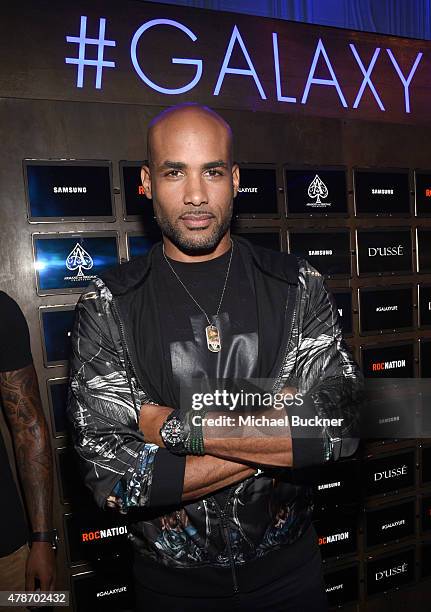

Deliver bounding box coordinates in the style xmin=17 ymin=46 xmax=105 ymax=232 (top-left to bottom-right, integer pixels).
xmin=0 ymin=291 xmax=31 ymax=556
xmin=134 ymin=242 xmax=304 ymax=594
xmin=152 ymin=242 xmax=259 ymax=409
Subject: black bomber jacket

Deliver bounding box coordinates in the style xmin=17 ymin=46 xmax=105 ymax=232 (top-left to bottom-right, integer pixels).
xmin=67 ymin=236 xmax=363 ymax=594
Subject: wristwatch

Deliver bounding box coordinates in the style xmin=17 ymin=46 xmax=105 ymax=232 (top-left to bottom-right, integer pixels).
xmin=159 ymin=413 xmax=189 ymax=455
xmin=30 ymin=529 xmax=59 ymax=551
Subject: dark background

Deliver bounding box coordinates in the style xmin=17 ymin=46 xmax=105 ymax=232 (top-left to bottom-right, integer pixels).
xmin=1 ymin=1 xmax=431 ymax=610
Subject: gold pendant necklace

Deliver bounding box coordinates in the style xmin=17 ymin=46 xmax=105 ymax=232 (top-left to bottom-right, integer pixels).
xmin=162 ymin=239 xmax=234 ymax=352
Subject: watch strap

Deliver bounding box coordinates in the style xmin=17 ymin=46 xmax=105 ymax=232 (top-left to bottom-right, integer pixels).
xmin=30 ymin=529 xmax=59 ymax=550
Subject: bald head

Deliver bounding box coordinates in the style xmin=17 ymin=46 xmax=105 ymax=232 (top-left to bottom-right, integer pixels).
xmin=147 ymin=103 xmax=233 ymax=167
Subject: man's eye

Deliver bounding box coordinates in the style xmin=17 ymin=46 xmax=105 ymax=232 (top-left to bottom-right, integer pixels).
xmin=165 ymin=170 xmax=182 ymax=177
xmin=205 ymin=169 xmax=223 ymax=177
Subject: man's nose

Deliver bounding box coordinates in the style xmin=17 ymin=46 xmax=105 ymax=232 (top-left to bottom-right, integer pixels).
xmin=183 ymin=174 xmax=208 ymax=206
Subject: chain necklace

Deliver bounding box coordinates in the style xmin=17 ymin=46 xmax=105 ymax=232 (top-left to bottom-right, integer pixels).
xmin=162 ymin=239 xmax=234 ymax=352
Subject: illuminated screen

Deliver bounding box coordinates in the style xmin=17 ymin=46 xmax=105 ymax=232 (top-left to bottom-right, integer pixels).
xmin=354 ymin=170 xmax=410 ymax=214
xmin=415 ymin=171 xmax=431 ymax=216
xmin=233 ymin=167 xmax=278 ymax=216
xmin=361 ymin=343 xmax=414 ymax=378
xmin=366 ymin=549 xmax=414 ymax=596
xmin=315 ymin=514 xmax=357 ymax=559
xmin=47 ymin=379 xmax=69 ymax=435
xmin=285 ymin=169 xmax=347 ymax=214
xmin=421 ymin=495 xmax=431 ymax=532
xmin=128 ymin=234 xmax=159 ymax=259
xmin=72 ymin=563 xmax=134 ymax=612
xmin=34 ymin=234 xmax=118 ymax=294
xmin=40 ymin=307 xmax=75 ymax=366
xmin=420 ymin=340 xmax=431 ymax=377
xmin=25 ymin=162 xmax=113 ymax=220
xmin=313 ymin=459 xmax=360 ymax=509
xmin=366 ymin=499 xmax=415 ymax=547
xmin=120 ymin=163 xmax=158 ymax=231
xmin=419 ymin=286 xmax=431 ymax=327
xmin=324 ymin=565 xmax=358 ymax=606
xmin=422 ymin=542 xmax=431 ymax=578
xmin=332 ymin=290 xmax=353 ymax=335
xmin=57 ymin=449 xmax=95 ymax=509
xmin=356 ymin=229 xmax=412 ymax=275
xmin=422 ymin=446 xmax=431 ymax=484
xmin=235 ymin=232 xmax=281 ymax=251
xmin=417 ymin=229 xmax=431 ymax=272
xmin=363 ymin=451 xmax=415 ymax=496
xmin=289 ymin=231 xmax=351 ymax=276
xmin=64 ymin=512 xmax=131 ymax=565
xmin=359 ymin=287 xmax=413 ymax=333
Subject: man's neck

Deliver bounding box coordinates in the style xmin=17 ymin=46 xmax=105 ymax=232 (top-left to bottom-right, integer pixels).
xmin=162 ymin=234 xmax=232 ymax=262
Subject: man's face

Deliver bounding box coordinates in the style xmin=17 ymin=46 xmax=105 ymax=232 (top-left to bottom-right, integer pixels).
xmin=141 ymin=111 xmax=239 ymax=253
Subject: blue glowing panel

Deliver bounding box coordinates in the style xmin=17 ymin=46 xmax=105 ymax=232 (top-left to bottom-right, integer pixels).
xmin=41 ymin=308 xmax=76 ymax=366
xmin=34 ymin=234 xmax=118 ymax=294
xmin=25 ymin=163 xmax=113 ymax=221
xmin=128 ymin=235 xmax=159 ymax=259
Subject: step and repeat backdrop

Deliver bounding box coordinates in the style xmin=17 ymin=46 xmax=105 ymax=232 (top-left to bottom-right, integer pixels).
xmin=2 ymin=1 xmax=431 ymax=610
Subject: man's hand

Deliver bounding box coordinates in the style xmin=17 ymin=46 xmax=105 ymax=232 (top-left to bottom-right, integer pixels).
xmin=139 ymin=403 xmax=173 ymax=445
xmin=25 ymin=543 xmax=56 ymax=591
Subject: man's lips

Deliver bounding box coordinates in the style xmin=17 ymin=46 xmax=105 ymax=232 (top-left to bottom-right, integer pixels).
xmin=180 ymin=213 xmax=215 ymax=228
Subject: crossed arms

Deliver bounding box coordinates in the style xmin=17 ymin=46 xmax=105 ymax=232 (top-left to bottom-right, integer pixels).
xmin=68 ymin=267 xmax=362 ymax=513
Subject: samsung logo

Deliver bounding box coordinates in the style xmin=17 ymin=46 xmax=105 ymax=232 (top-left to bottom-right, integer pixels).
xmin=53 ymin=186 xmax=87 ymax=193
xmin=309 ymin=249 xmax=333 ymax=256
xmin=378 ymin=415 xmax=400 ymax=424
xmin=317 ymin=481 xmax=341 ymax=491
xmin=368 ymin=245 xmax=404 ymax=257
xmin=371 ymin=188 xmax=394 ymax=195
xmin=376 ymin=305 xmax=398 ymax=312
xmin=381 ymin=519 xmax=405 ymax=531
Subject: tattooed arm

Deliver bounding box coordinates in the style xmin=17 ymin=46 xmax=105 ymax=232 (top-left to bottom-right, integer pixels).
xmin=0 ymin=364 xmax=56 ymax=590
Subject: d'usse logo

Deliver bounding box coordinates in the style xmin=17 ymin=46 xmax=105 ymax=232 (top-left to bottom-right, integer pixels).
xmin=366 ymin=549 xmax=414 ymax=595
xmin=365 ymin=451 xmax=415 ymax=496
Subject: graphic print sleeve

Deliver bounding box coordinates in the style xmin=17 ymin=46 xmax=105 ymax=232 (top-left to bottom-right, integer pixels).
xmin=288 ymin=261 xmax=364 ymax=469
xmin=67 ymin=280 xmax=185 ymax=511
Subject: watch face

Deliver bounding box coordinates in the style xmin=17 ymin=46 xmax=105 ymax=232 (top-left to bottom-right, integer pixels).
xmin=163 ymin=417 xmax=186 ymax=444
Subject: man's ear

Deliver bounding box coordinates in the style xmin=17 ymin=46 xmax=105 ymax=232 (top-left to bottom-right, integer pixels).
xmin=232 ymin=163 xmax=240 ymax=198
xmin=141 ymin=165 xmax=152 ymax=199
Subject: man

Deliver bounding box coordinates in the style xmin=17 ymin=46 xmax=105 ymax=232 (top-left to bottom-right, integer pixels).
xmin=68 ymin=103 xmax=362 ymax=611
xmin=0 ymin=291 xmax=56 ymax=607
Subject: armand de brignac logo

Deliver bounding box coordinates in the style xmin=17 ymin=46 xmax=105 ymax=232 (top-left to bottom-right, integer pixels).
xmin=65 ymin=242 xmax=95 ymax=282
xmin=307 ymin=175 xmax=331 ymax=208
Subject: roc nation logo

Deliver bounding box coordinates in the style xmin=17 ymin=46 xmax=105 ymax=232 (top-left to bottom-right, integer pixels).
xmin=137 ymin=185 xmax=145 ymax=195
xmin=53 ymin=186 xmax=87 ymax=194
xmin=371 ymin=359 xmax=406 ymax=372
xmin=81 ymin=525 xmax=128 ymax=542
xmin=319 ymin=531 xmax=350 ymax=545
xmin=64 ymin=243 xmax=95 ymax=282
xmin=307 ymin=175 xmax=332 ymax=208
xmin=425 ymin=189 xmax=431 ymax=198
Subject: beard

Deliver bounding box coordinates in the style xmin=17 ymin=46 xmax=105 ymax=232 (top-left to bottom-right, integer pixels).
xmin=154 ymin=202 xmax=233 ymax=254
